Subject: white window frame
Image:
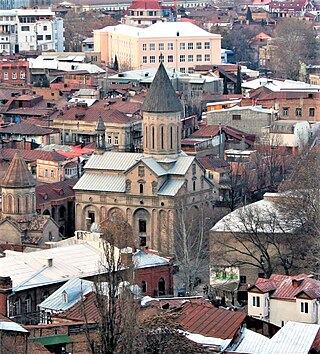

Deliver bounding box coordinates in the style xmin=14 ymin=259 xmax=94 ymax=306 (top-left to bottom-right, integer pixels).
xmin=252 ymin=295 xmax=260 ymax=307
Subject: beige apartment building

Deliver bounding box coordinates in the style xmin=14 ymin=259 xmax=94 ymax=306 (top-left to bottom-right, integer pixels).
xmin=94 ymin=22 xmax=221 ymax=73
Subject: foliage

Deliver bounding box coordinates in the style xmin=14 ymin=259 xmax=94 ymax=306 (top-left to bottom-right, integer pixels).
xmin=113 ymin=55 xmax=119 ymax=71
xmin=235 ymin=66 xmax=242 ymax=94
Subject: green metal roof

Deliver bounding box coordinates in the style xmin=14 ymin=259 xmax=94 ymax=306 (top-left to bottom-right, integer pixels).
xmin=30 ymin=334 xmax=73 ymax=346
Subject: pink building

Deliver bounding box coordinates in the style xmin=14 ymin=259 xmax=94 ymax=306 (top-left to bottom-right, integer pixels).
xmin=94 ymin=22 xmax=221 ymax=73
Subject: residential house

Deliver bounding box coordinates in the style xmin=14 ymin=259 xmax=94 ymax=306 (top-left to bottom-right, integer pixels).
xmin=93 ymin=22 xmax=221 ymax=72
xmin=248 ymin=274 xmax=320 ymax=326
xmin=0 ymin=122 xmax=60 ymax=145
xmin=0 ymin=56 xmax=29 ymax=85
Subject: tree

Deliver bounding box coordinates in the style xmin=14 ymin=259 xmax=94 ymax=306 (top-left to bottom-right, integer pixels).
xmin=234 ymin=66 xmax=242 ymax=94
xmin=270 ymin=19 xmax=317 ymax=80
xmin=223 ymin=77 xmax=229 ymax=95
xmin=246 ymin=7 xmax=253 ymax=24
xmin=173 ymin=203 xmax=213 ymax=295
xmin=84 ymin=212 xmax=140 ymax=354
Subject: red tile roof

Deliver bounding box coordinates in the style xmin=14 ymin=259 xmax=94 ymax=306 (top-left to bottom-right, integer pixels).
xmin=36 ymin=178 xmax=78 ymax=206
xmin=129 ymin=0 xmax=162 ymax=10
xmin=198 ymin=155 xmax=229 ymax=170
xmin=176 ymin=302 xmax=246 ymax=340
xmin=249 ymin=274 xmax=320 ymax=300
xmin=0 ymin=122 xmax=56 ymax=135
xmin=0 ymin=149 xmax=66 ymax=163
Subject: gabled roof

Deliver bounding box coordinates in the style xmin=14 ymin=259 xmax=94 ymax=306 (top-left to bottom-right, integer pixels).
xmin=1 ymin=152 xmax=35 ymax=188
xmin=142 ymin=62 xmax=183 ymax=113
xmin=0 ymin=148 xmax=67 ymax=163
xmin=0 ymin=123 xmax=55 ymax=136
xmin=133 ymin=249 xmax=170 ymax=269
xmin=36 ymin=179 xmax=78 ymax=206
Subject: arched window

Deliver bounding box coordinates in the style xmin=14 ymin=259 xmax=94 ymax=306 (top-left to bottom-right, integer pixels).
xmin=158 ymin=278 xmax=166 ymax=296
xmin=151 ymin=126 xmax=155 ymax=149
xmin=145 ymin=126 xmax=148 ymax=148
xmin=17 ymin=196 xmax=21 ymax=214
xmin=7 ymin=195 xmax=13 ymax=213
xmin=25 ymin=295 xmax=32 ymax=313
xmin=193 ymin=180 xmax=196 ymax=191
xmin=170 ymin=126 xmax=173 ymax=149
xmin=160 ymin=125 xmax=164 ymax=149
xmin=141 ymin=281 xmax=147 ymax=293
xmin=25 ymin=195 xmax=29 ymax=213
xmin=140 ymin=183 xmax=144 ymax=194
xmin=177 ymin=126 xmax=180 ymax=150
xmin=14 ymin=297 xmax=21 ymax=316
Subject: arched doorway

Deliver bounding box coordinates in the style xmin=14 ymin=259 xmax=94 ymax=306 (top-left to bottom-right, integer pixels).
xmin=133 ymin=208 xmax=150 ymax=247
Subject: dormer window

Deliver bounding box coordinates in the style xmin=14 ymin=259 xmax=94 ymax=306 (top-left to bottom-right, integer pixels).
xmin=62 ymin=291 xmax=68 ymax=303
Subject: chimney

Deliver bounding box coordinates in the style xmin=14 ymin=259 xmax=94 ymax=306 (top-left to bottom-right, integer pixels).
xmin=120 ymin=250 xmax=133 ymax=268
xmin=0 ymin=276 xmax=12 ymax=316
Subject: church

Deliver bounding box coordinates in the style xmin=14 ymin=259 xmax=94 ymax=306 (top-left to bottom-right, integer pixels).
xmin=74 ymin=63 xmax=217 ymax=255
xmin=0 ymin=152 xmax=60 ymax=246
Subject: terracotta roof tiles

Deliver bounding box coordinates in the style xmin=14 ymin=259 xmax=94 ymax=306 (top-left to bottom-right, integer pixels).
xmin=36 ymin=179 xmax=78 ymax=206
xmin=0 ymin=122 xmax=56 ymax=136
xmin=0 ymin=149 xmax=67 ymax=163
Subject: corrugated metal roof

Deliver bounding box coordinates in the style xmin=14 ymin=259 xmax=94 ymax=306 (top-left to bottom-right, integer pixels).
xmin=133 ymin=250 xmax=169 ymax=269
xmin=234 ymin=328 xmax=270 ymax=353
xmin=0 ymin=321 xmax=28 ymax=333
xmin=84 ymin=152 xmax=143 ymax=171
xmin=168 ymin=156 xmax=194 ymax=175
xmin=141 ymin=157 xmax=167 ymax=176
xmin=158 ymin=179 xmax=185 ymax=196
xmin=73 ymin=174 xmax=126 ymax=192
xmin=39 ymin=278 xmax=94 ymax=312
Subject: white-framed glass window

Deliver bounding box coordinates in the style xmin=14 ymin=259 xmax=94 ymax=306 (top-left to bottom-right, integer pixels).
xmin=50 ymin=170 xmax=54 ymax=178
xmin=205 ymin=41 xmax=210 ymax=49
xmin=25 ymin=296 xmax=32 ymax=313
xmin=196 ymin=54 xmax=202 ymax=61
xmin=3 ymin=72 xmax=8 ymax=80
xmin=180 ymin=55 xmax=185 ymax=62
xmin=188 ymin=67 xmax=194 ymax=73
xmin=180 ymin=67 xmax=185 ymax=73
xmin=159 ymin=43 xmax=164 ymax=50
xmin=168 ymin=43 xmax=173 ymax=50
xmin=205 ymin=54 xmax=210 ymax=61
xmin=12 ymin=72 xmax=17 ymax=80
xmin=150 ymin=43 xmax=155 ymax=50
xmin=20 ymin=71 xmax=25 ymax=79
xmin=252 ymin=296 xmax=260 ymax=307
xmin=196 ymin=42 xmax=202 ymax=49
xmin=143 ymin=56 xmax=147 ymax=63
xmin=188 ymin=42 xmax=193 ymax=50
xmin=180 ymin=42 xmax=185 ymax=50
xmin=114 ymin=136 xmax=119 ymax=145
xmin=188 ymin=55 xmax=193 ymax=62
xmin=142 ymin=43 xmax=147 ymax=51
xmin=301 ymin=302 xmax=309 ymax=313
xmin=107 ymin=135 xmax=112 ymax=144
xmin=168 ymin=55 xmax=173 ymax=62
xmin=150 ymin=56 xmax=156 ymax=63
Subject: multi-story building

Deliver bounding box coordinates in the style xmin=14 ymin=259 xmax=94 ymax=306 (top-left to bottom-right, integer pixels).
xmin=248 ymin=274 xmax=320 ymax=327
xmin=0 ymin=9 xmax=64 ymax=55
xmin=94 ymin=22 xmax=221 ymax=73
xmin=0 ymin=56 xmax=29 ymax=85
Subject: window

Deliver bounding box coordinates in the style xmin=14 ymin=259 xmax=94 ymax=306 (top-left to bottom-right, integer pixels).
xmin=37 ymin=34 xmax=43 ymax=40
xmin=12 ymin=72 xmax=17 ymax=80
xmin=283 ymin=107 xmax=289 ymax=116
xmin=232 ymin=114 xmax=241 ymax=120
xmin=193 ymin=180 xmax=196 ymax=191
xmin=168 ymin=55 xmax=173 ymax=62
xmin=159 ymin=43 xmax=164 ymax=50
xmin=168 ymin=43 xmax=173 ymax=50
xmin=252 ymin=296 xmax=260 ymax=307
xmin=296 ymin=108 xmax=302 ymax=116
xmin=21 ymin=26 xmax=29 ymax=31
xmin=150 ymin=43 xmax=155 ymax=50
xmin=3 ymin=72 xmax=8 ymax=80
xmin=309 ymin=108 xmax=315 ymax=117
xmin=188 ymin=42 xmax=193 ymax=50
xmin=43 ymin=25 xmax=47 ymax=30
xmin=301 ymin=302 xmax=309 ymax=313
xmin=180 ymin=67 xmax=185 ymax=73
xmin=138 ymin=166 xmax=145 ymax=177
xmin=170 ymin=126 xmax=173 ymax=149
xmin=205 ymin=41 xmax=210 ymax=49
xmin=139 ymin=219 xmax=146 ymax=233
xmin=45 ymin=35 xmax=51 ymax=40
xmin=192 ymin=164 xmax=196 ymax=175
xmin=196 ymin=54 xmax=202 ymax=61
xmin=20 ymin=71 xmax=25 ymax=79
xmin=205 ymin=54 xmax=210 ymax=62
xmin=150 ymin=56 xmax=156 ymax=63
xmin=142 ymin=43 xmax=147 ymax=51
xmin=196 ymin=42 xmax=202 ymax=49
xmin=188 ymin=55 xmax=193 ymax=62
xmin=152 ymin=126 xmax=155 ymax=148
xmin=139 ymin=183 xmax=144 ymax=194
xmin=180 ymin=42 xmax=185 ymax=50
xmin=44 ymin=169 xmax=48 ymax=177
xmin=25 ymin=296 xmax=32 ymax=313
xmin=143 ymin=56 xmax=147 ymax=63
xmin=240 ymin=275 xmax=247 ymax=284
xmin=140 ymin=236 xmax=146 ymax=247
xmin=180 ymin=55 xmax=185 ymax=62
xmin=114 ymin=136 xmax=119 ymax=145
xmin=14 ymin=298 xmax=21 ymax=315
xmin=88 ymin=211 xmax=95 ymax=224
xmin=141 ymin=281 xmax=147 ymax=293
xmin=107 ymin=135 xmax=112 ymax=144
xmin=50 ymin=170 xmax=54 ymax=178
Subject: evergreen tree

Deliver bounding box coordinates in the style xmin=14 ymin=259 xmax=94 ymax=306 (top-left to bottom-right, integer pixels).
xmin=235 ymin=66 xmax=242 ymax=94
xmin=246 ymin=7 xmax=253 ymax=23
xmin=223 ymin=77 xmax=229 ymax=95
xmin=113 ymin=55 xmax=119 ymax=71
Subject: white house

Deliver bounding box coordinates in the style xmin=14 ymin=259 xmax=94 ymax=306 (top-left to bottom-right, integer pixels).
xmin=247 ymin=274 xmax=320 ymax=327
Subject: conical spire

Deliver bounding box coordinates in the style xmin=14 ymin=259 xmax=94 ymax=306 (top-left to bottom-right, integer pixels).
xmin=96 ymin=114 xmax=106 ymax=132
xmin=142 ymin=62 xmax=183 ymax=113
xmin=1 ymin=152 xmax=35 ymax=188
